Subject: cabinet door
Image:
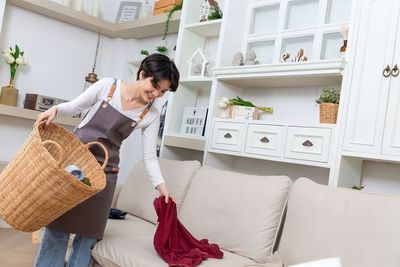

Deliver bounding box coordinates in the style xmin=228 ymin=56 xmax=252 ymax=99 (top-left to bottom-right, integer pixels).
xmin=343 ymin=0 xmax=398 ymax=154
xmin=382 ymin=12 xmax=400 ymax=157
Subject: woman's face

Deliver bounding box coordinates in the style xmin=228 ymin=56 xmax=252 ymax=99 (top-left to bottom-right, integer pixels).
xmin=140 ymin=76 xmax=171 ymax=103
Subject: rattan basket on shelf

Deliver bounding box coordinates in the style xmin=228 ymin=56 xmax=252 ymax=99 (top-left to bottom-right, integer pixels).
xmin=319 ymin=103 xmax=339 ymax=124
xmin=0 ymin=123 xmax=107 ymax=232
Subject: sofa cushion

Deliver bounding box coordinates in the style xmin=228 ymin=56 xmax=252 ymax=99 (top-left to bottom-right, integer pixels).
xmin=92 ymin=215 xmax=257 ymax=267
xmin=116 ymin=159 xmax=201 ymax=224
xmin=179 ymin=166 xmax=292 ymax=263
xmin=278 ymin=178 xmax=400 ymax=267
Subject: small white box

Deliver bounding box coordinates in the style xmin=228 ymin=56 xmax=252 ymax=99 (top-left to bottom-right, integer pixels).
xmin=231 ymin=106 xmax=259 ymax=120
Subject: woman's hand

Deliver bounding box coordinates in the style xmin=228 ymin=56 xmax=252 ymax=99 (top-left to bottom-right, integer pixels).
xmin=156 ymin=183 xmax=171 ymax=204
xmin=35 ymin=106 xmax=57 ymax=127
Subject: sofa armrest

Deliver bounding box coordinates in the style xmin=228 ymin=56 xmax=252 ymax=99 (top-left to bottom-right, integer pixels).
xmin=111 ymin=183 xmax=123 ymax=208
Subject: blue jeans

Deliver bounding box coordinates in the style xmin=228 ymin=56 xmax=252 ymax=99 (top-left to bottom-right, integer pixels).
xmin=34 ymin=227 xmax=97 ymax=267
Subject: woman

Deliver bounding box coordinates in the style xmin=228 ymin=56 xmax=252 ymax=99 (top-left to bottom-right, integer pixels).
xmin=34 ymin=53 xmax=179 ymax=267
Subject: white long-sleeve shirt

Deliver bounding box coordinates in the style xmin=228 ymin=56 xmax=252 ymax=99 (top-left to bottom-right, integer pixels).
xmin=56 ymin=77 xmax=165 ymax=188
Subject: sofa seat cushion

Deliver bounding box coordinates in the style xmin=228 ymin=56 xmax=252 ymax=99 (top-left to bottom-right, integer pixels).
xmin=92 ymin=215 xmax=257 ymax=267
xmin=278 ymin=178 xmax=400 ymax=267
xmin=179 ymin=166 xmax=292 ymax=263
xmin=116 ymin=159 xmax=201 ymax=224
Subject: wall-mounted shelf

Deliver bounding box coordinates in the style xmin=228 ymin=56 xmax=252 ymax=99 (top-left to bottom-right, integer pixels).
xmin=7 ymin=0 xmax=181 ymax=39
xmin=213 ymin=60 xmax=346 ymax=88
xmin=0 ymin=104 xmax=81 ymax=126
xmin=163 ymin=133 xmax=206 ymax=151
xmin=180 ymin=78 xmax=213 ymax=89
xmin=184 ymin=19 xmax=222 ymax=37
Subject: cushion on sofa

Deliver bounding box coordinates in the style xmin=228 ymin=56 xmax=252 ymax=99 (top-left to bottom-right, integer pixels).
xmin=116 ymin=159 xmax=201 ymax=224
xmin=92 ymin=215 xmax=257 ymax=267
xmin=278 ymin=178 xmax=400 ymax=267
xmin=179 ymin=166 xmax=292 ymax=263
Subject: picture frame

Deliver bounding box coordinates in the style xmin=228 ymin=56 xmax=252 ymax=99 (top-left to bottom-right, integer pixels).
xmin=115 ymin=1 xmax=142 ymax=23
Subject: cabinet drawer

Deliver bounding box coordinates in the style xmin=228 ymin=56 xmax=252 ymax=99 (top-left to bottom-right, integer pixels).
xmin=211 ymin=121 xmax=247 ymax=152
xmin=245 ymin=124 xmax=285 ymax=157
xmin=285 ymin=127 xmax=331 ymax=162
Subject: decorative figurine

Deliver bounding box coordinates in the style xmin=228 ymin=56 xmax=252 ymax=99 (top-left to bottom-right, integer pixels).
xmin=243 ymin=50 xmax=258 ymax=65
xmin=232 ymin=52 xmax=244 ymax=66
xmin=281 ymin=52 xmax=290 ymax=62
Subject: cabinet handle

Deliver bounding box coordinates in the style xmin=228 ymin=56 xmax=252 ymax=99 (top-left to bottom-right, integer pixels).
xmin=383 ymin=65 xmax=391 ymax=77
xmin=391 ymin=64 xmax=399 ymax=77
xmin=260 ymin=136 xmax=269 ymax=143
xmin=302 ymin=140 xmax=313 ymax=147
xmin=224 ymin=133 xmax=232 ymax=138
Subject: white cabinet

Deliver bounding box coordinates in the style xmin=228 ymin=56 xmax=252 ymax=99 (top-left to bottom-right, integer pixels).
xmin=245 ymin=124 xmax=285 ymax=158
xmin=210 ymin=121 xmax=247 ymax=152
xmin=285 ymin=127 xmax=331 ymax=163
xmin=382 ymin=14 xmax=400 ymax=157
xmin=209 ymin=120 xmax=333 ymax=167
xmin=343 ymin=0 xmax=400 ymax=157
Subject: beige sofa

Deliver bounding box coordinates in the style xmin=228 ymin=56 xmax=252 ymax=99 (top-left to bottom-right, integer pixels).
xmin=90 ymin=159 xmax=400 ymax=267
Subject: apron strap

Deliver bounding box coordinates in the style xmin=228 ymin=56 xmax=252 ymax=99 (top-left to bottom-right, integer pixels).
xmin=131 ymin=100 xmax=154 ymax=128
xmin=106 ymin=79 xmax=118 ymax=103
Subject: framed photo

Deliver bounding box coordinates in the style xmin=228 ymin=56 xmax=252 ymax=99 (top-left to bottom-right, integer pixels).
xmin=115 ymin=1 xmax=142 ymax=23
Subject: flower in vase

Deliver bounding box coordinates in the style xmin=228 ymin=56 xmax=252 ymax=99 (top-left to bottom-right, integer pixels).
xmin=2 ymin=44 xmax=29 ymax=87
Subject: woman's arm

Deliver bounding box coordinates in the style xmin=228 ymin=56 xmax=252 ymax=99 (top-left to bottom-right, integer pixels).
xmin=142 ymin=114 xmax=170 ymax=203
xmin=35 ymin=78 xmax=112 ymax=126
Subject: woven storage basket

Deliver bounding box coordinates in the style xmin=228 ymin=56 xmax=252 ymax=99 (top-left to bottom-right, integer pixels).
xmin=0 ymin=123 xmax=107 ymax=232
xmin=319 ymin=103 xmax=339 ymax=124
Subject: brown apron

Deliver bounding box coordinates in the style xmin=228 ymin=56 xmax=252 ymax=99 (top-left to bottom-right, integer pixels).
xmin=48 ymin=80 xmax=153 ymax=239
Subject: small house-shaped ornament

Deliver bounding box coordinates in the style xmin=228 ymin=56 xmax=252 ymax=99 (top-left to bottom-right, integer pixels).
xmin=187 ymin=48 xmax=213 ymax=78
xmin=199 ymin=0 xmax=211 ymax=22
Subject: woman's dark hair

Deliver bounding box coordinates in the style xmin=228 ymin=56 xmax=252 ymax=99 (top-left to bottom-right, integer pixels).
xmin=137 ymin=53 xmax=180 ymax=92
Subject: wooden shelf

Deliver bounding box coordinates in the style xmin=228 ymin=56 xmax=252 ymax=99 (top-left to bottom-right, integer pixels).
xmin=163 ymin=133 xmax=206 ymax=151
xmin=7 ymin=0 xmax=181 ymax=39
xmin=0 ymin=104 xmax=81 ymax=126
xmin=213 ymin=60 xmax=346 ymax=88
xmin=184 ymin=19 xmax=222 ymax=37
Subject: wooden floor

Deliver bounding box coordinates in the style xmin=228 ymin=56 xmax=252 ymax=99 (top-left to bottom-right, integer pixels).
xmin=0 ymin=228 xmax=39 ymax=267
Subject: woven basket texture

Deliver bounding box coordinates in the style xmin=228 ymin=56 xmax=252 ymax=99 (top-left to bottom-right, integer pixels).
xmin=319 ymin=103 xmax=339 ymax=124
xmin=0 ymin=123 xmax=106 ymax=232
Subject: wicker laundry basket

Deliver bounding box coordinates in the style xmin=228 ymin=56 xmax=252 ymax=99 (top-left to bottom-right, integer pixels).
xmin=0 ymin=123 xmax=107 ymax=232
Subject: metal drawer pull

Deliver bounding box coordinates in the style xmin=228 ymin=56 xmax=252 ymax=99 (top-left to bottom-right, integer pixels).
xmin=391 ymin=64 xmax=399 ymax=77
xmin=260 ymin=137 xmax=270 ymax=143
xmin=302 ymin=140 xmax=313 ymax=147
xmin=224 ymin=133 xmax=232 ymax=138
xmin=383 ymin=65 xmax=391 ymax=77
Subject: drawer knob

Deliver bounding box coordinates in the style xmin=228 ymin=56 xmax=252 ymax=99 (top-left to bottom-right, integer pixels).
xmin=260 ymin=137 xmax=270 ymax=143
xmin=224 ymin=133 xmax=232 ymax=138
xmin=391 ymin=64 xmax=399 ymax=77
xmin=302 ymin=140 xmax=313 ymax=147
xmin=383 ymin=65 xmax=391 ymax=77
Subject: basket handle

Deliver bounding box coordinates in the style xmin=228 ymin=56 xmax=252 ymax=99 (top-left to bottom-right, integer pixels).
xmin=85 ymin=141 xmax=109 ymax=170
xmin=42 ymin=140 xmax=65 ymax=166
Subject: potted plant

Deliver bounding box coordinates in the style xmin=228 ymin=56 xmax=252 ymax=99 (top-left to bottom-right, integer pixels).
xmin=315 ymin=88 xmax=340 ymax=124
xmin=0 ymin=44 xmax=28 ymax=106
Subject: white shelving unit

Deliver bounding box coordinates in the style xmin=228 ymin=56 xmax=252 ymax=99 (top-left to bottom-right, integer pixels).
xmin=161 ymin=0 xmax=355 ymax=186
xmin=7 ymin=0 xmax=181 ymax=38
xmin=160 ymin=0 xmax=224 ymax=161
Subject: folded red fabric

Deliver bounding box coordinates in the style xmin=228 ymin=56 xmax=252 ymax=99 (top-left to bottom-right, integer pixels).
xmin=153 ymin=196 xmax=224 ymax=267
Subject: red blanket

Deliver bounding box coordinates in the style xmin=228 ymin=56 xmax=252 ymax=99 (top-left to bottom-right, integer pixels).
xmin=153 ymin=196 xmax=224 ymax=267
